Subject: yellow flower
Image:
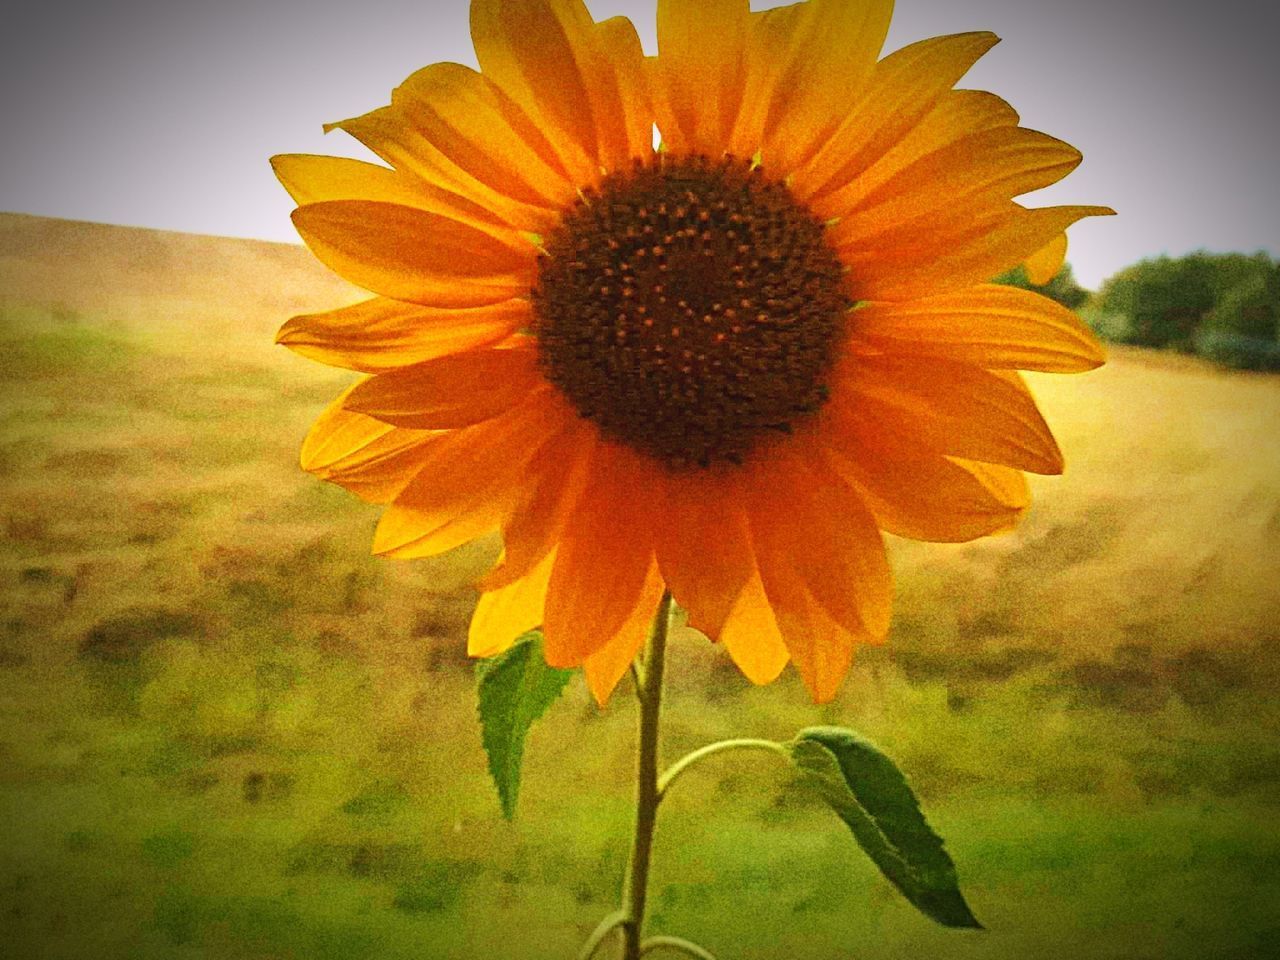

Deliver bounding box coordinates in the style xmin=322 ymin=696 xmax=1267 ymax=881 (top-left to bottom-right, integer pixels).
xmin=274 ymin=0 xmax=1111 ymax=705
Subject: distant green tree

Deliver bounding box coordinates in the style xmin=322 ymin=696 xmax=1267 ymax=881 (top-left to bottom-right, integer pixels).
xmin=1205 ymin=258 xmax=1279 ymax=341
xmin=1094 ymin=255 xmax=1217 ymax=348
xmin=994 ymin=262 xmax=1089 ymax=310
xmin=1092 ymin=251 xmax=1279 ymax=370
xmin=1195 ymin=258 xmax=1280 ymax=370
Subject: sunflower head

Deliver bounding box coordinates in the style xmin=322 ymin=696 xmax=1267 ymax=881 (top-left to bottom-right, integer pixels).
xmin=533 ymin=152 xmax=851 ymax=469
xmin=274 ymin=0 xmax=1112 ymax=705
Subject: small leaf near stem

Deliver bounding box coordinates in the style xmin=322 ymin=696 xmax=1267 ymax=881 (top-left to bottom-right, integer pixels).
xmin=475 ymin=631 xmax=574 ymax=820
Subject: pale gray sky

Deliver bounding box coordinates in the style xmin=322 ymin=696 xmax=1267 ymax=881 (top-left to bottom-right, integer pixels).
xmin=2 ymin=0 xmax=1276 ymax=287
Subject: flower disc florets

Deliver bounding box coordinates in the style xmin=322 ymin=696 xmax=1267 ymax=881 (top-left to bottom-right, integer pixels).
xmin=532 ymin=154 xmax=851 ymax=469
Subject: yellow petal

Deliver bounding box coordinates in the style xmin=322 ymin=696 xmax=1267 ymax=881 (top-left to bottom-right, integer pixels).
xmin=329 ymin=107 xmax=562 ymax=235
xmin=747 ymin=448 xmax=885 ymax=650
xmin=830 ymin=354 xmax=1065 ymax=474
xmin=819 ymin=436 xmax=1026 ymax=542
xmin=651 ymin=0 xmax=750 ymax=155
xmin=849 ymin=285 xmax=1105 ymax=373
xmin=749 ymin=563 xmax=854 ymax=704
xmin=723 ymin=5 xmax=800 ymax=159
xmin=1025 ymin=233 xmax=1069 ymax=285
xmin=542 ymin=441 xmax=658 ymax=668
xmin=272 ymin=152 xmax=529 ymax=242
xmin=955 ymin=459 xmax=1031 ymax=512
xmin=389 ymin=62 xmax=577 ymax=208
xmin=750 ymin=0 xmax=894 ymax=175
xmin=582 ymin=563 xmax=665 ymax=706
xmin=841 ymin=203 xmax=1115 ymax=302
xmin=827 ymin=126 xmax=1082 ymax=248
xmin=300 ymin=385 xmax=439 ymax=504
xmin=593 ymin=15 xmax=656 ymax=168
xmin=719 ymin=563 xmax=790 ymax=686
xmin=276 ymin=297 xmax=527 ymax=373
xmin=814 ymin=88 xmax=1019 ymax=217
xmin=470 ymin=0 xmax=611 ymax=185
xmin=792 ymin=31 xmax=1001 ymax=202
xmin=468 ymin=549 xmax=557 ymax=658
xmin=342 ymin=344 xmax=542 ymax=430
xmin=481 ymin=419 xmax=595 ymax=591
xmin=291 ymin=200 xmax=533 ymax=308
xmin=273 ymin=154 xmax=437 ymax=209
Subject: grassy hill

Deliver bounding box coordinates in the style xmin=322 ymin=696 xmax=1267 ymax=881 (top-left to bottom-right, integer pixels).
xmin=2 ymin=213 xmax=1278 ymax=959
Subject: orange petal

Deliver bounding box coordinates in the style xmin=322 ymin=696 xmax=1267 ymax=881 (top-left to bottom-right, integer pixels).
xmin=752 ymin=565 xmax=855 ymax=704
xmin=1025 ymin=233 xmax=1069 ymax=285
xmin=819 ymin=432 xmax=1026 ymax=542
xmin=594 ymin=15 xmax=658 ymax=166
xmin=722 ymin=5 xmax=800 ymax=159
xmin=848 ymin=285 xmax=1105 ymax=373
xmin=651 ymin=0 xmax=750 ymax=155
xmin=742 ymin=465 xmax=870 ymax=706
xmin=342 ymin=343 xmax=542 ymax=430
xmin=827 ymin=126 xmax=1083 ymax=248
xmin=273 ymin=153 xmax=438 ymax=208
xmin=329 ymin=107 xmax=562 ymax=236
xmin=746 ymin=0 xmax=894 ymax=175
xmin=272 ymin=151 xmax=528 ymax=241
xmin=814 ymin=88 xmax=1019 ymax=218
xmin=468 ymin=549 xmax=557 ymax=658
xmin=300 ymin=386 xmax=439 ymax=504
xmin=841 ymin=203 xmax=1115 ymax=303
xmin=583 ymin=563 xmax=666 ymax=706
xmin=470 ymin=0 xmax=616 ymax=185
xmin=830 ymin=354 xmax=1065 ymax=474
xmin=389 ymin=62 xmax=578 ymax=209
xmin=955 ymin=458 xmax=1031 ymax=512
xmin=474 ymin=1 xmax=652 ymax=174
xmin=744 ymin=447 xmax=891 ymax=702
xmin=542 ymin=441 xmax=659 ymax=668
xmin=719 ymin=562 xmax=790 ymax=686
xmin=481 ymin=417 xmax=595 ymax=591
xmin=372 ymin=388 xmax=569 ymax=558
xmin=653 ymin=468 xmax=753 ymax=640
xmin=276 ymin=297 xmax=528 ymax=373
xmin=291 ymin=200 xmax=534 ymax=308
xmin=792 ymin=32 xmax=1001 ymax=202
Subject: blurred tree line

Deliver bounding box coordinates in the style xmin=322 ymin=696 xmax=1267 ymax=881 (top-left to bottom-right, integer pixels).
xmin=996 ymin=251 xmax=1280 ymax=372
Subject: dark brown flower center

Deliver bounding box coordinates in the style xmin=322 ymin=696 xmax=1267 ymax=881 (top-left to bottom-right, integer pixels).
xmin=531 ymin=154 xmax=850 ymax=469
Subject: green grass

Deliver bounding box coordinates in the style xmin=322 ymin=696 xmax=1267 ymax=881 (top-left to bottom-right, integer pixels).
xmin=2 ymin=216 xmax=1279 ymax=959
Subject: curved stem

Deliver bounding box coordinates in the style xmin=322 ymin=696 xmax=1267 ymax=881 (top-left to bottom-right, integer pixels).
xmin=657 ymin=738 xmax=789 ymax=801
xmin=576 ymin=910 xmax=626 ymax=960
xmin=639 ymin=935 xmax=720 ymax=959
xmin=620 ymin=590 xmax=674 ymax=960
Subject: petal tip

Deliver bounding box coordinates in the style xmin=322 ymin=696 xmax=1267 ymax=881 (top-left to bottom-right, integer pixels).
xmin=274 ymin=319 xmax=301 ymax=347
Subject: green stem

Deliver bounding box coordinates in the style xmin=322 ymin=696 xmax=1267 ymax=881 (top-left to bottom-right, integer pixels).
xmin=656 ymin=738 xmax=789 ymax=802
xmin=576 ymin=910 xmax=626 ymax=960
xmin=620 ymin=590 xmax=674 ymax=960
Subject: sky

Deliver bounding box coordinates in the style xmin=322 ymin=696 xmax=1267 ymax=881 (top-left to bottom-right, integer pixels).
xmin=1 ymin=0 xmax=1277 ymax=288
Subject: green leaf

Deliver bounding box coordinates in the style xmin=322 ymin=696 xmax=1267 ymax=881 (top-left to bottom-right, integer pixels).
xmin=475 ymin=630 xmax=574 ymax=820
xmin=787 ymin=726 xmax=982 ymax=929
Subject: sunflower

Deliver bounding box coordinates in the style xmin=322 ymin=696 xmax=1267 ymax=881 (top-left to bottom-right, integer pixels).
xmin=273 ymin=0 xmax=1111 ymax=705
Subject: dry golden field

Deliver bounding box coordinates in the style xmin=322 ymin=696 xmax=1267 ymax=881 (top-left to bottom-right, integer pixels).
xmin=2 ymin=212 xmax=1278 ymax=959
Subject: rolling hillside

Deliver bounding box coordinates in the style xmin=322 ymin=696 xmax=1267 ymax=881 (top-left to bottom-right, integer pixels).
xmin=2 ymin=213 xmax=1278 ymax=959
